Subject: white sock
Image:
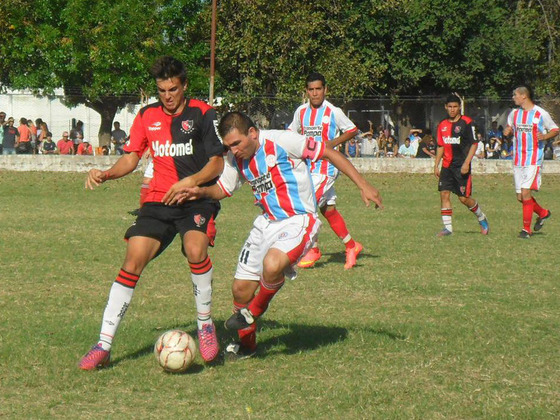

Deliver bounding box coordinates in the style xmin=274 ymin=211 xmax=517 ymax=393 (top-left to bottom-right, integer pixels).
xmin=441 ymin=208 xmax=453 ymax=232
xmin=189 ymin=257 xmax=213 ymax=330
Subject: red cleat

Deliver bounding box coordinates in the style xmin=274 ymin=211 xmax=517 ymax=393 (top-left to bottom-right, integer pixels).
xmin=297 ymin=247 xmax=322 ymax=268
xmin=79 ymin=344 xmax=111 ymax=370
xmin=344 ymin=242 xmax=363 ymax=270
xmin=198 ymin=322 xmax=219 ymax=362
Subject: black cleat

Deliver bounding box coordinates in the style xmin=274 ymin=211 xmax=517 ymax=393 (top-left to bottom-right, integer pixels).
xmin=224 ymin=342 xmax=256 ymax=361
xmin=518 ymin=229 xmax=532 ymax=239
xmin=128 ymin=208 xmax=140 ymax=216
xmin=225 ymin=307 xmax=255 ymax=330
xmin=534 ymin=210 xmax=551 ymax=232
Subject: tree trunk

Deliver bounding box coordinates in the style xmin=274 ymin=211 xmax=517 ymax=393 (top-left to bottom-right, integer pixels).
xmin=87 ymin=99 xmax=121 ymax=147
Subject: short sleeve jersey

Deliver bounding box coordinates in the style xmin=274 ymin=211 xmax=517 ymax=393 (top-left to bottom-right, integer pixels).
xmin=217 ymin=130 xmax=325 ymax=221
xmin=507 ymin=105 xmax=559 ymax=167
xmin=289 ymin=99 xmax=357 ymax=177
xmin=437 ymin=115 xmax=477 ymax=168
xmin=3 ymin=126 xmax=18 ymax=148
xmin=124 ymin=99 xmax=224 ymax=203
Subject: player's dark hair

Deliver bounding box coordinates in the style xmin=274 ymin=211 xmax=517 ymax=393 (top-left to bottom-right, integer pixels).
xmin=150 ymin=56 xmax=187 ymax=85
xmin=218 ymin=111 xmax=256 ymax=138
xmin=515 ymin=86 xmax=533 ymax=101
xmin=306 ymin=72 xmax=326 ymax=87
xmin=445 ymin=94 xmax=462 ymax=105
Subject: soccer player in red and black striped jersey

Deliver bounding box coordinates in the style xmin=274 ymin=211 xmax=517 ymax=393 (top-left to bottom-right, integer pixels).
xmin=79 ymin=57 xmax=224 ymax=369
xmin=434 ymin=94 xmax=489 ymax=237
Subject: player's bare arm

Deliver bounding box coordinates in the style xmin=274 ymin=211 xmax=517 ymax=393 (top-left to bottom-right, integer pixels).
xmin=327 ymin=130 xmax=357 ymax=149
xmin=322 ymin=146 xmax=383 ymax=209
xmin=162 ymin=183 xmax=226 ymax=205
xmin=461 ymin=143 xmax=478 ymax=175
xmin=164 ymin=155 xmax=224 ymax=197
xmin=434 ymin=147 xmax=444 ymax=178
xmin=503 ymin=126 xmax=513 ymax=137
xmin=537 ymin=128 xmax=559 ymax=142
xmin=85 ymin=153 xmax=140 ymax=190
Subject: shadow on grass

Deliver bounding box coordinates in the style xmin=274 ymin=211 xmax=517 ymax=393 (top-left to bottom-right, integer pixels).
xmin=110 ymin=319 xmax=403 ymax=368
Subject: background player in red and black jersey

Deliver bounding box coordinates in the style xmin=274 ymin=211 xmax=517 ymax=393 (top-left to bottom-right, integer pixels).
xmin=434 ymin=94 xmax=489 ymax=237
xmin=80 ymin=57 xmax=224 ymax=369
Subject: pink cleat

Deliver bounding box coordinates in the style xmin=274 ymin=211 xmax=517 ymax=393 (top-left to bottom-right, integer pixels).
xmin=79 ymin=344 xmax=111 ymax=370
xmin=344 ymin=242 xmax=363 ymax=270
xmin=297 ymin=247 xmax=322 ymax=268
xmin=198 ymin=322 xmax=219 ymax=362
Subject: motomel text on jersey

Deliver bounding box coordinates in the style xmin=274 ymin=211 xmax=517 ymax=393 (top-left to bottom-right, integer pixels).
xmin=303 ymin=126 xmax=323 ymax=137
xmin=152 ymin=140 xmax=193 ymax=157
xmin=443 ymin=136 xmax=461 ymax=144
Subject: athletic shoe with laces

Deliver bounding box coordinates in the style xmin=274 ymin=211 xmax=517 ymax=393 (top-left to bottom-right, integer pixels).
xmin=224 ymin=341 xmax=256 ymax=361
xmin=225 ymin=307 xmax=255 ymax=331
xmin=297 ymin=247 xmax=322 ymax=268
xmin=344 ymin=242 xmax=363 ymax=270
xmin=534 ymin=210 xmax=551 ymax=232
xmin=79 ymin=344 xmax=111 ymax=370
xmin=436 ymin=228 xmax=452 ymax=237
xmin=197 ymin=322 xmax=219 ymax=362
xmin=479 ymin=217 xmax=489 ymax=235
xmin=518 ymin=229 xmax=532 ymax=239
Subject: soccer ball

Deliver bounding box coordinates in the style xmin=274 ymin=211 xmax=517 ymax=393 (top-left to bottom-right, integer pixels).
xmin=154 ymin=330 xmax=197 ymax=372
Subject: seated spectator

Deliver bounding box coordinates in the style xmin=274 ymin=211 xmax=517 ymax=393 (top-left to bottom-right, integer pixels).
xmin=77 ymin=138 xmax=93 ymax=155
xmin=500 ymin=137 xmax=513 ymax=160
xmin=384 ymin=135 xmax=398 ymax=157
xmin=408 ymin=128 xmax=422 ymax=156
xmin=397 ymin=138 xmax=416 ymax=158
xmin=57 ymin=131 xmax=74 ymax=155
xmin=360 ymin=131 xmax=379 ymax=157
xmin=41 ymin=132 xmax=57 ymax=154
xmin=485 ymin=137 xmax=500 ymax=159
xmin=101 ymin=145 xmax=110 ymax=155
xmin=345 ymin=137 xmax=360 ymax=157
xmin=416 ymin=130 xmax=436 ymax=158
xmin=487 ymin=121 xmax=503 ymax=142
xmin=2 ymin=117 xmax=19 ymax=155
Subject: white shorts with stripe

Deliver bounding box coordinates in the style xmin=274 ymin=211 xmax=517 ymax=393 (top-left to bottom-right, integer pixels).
xmin=514 ymin=165 xmax=541 ymax=193
xmin=312 ymin=173 xmax=337 ymax=208
xmin=234 ymin=213 xmax=321 ymax=282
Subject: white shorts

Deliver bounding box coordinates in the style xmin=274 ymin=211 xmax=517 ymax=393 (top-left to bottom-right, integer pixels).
xmin=234 ymin=213 xmax=322 ymax=282
xmin=143 ymin=159 xmax=154 ymax=179
xmin=312 ymin=173 xmax=337 ymax=208
xmin=514 ymin=165 xmax=541 ymax=193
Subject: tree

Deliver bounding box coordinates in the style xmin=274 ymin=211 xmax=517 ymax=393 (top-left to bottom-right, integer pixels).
xmin=0 ymin=0 xmax=210 ymax=145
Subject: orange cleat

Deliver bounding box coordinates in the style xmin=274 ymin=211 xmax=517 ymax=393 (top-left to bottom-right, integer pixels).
xmin=344 ymin=242 xmax=363 ymax=270
xmin=297 ymin=247 xmax=322 ymax=268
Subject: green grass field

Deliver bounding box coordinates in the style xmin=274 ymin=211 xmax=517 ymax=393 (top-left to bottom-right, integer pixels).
xmin=1 ymin=170 xmax=559 ymax=418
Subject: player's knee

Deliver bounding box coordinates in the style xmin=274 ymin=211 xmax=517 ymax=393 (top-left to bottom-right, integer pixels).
xmin=262 ymin=256 xmax=288 ymax=280
xmin=231 ymin=281 xmax=255 ymax=303
xmin=183 ymin=243 xmax=207 ymax=263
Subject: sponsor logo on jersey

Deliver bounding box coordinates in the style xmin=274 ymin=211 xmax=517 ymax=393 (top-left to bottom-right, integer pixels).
xmin=515 ymin=123 xmax=534 ymax=133
xmin=303 ymin=126 xmax=323 ymax=137
xmin=148 ymin=121 xmax=162 ymax=131
xmin=249 ymin=172 xmax=273 ymax=194
xmin=443 ymin=136 xmax=461 ymax=144
xmin=441 ymin=126 xmax=448 ymax=132
xmin=321 ymin=115 xmax=330 ymax=125
xmin=181 ymin=120 xmax=194 ymax=134
xmin=454 ymin=126 xmax=461 ymax=134
xmin=194 ymin=214 xmax=206 ymax=227
xmin=152 ymin=139 xmax=193 ymax=157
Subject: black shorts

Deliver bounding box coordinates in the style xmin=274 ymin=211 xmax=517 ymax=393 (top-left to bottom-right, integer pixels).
xmin=438 ymin=166 xmax=472 ymax=197
xmin=124 ymin=201 xmax=219 ymax=257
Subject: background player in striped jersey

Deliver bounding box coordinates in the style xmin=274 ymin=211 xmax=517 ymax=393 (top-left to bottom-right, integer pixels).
xmin=434 ymin=94 xmax=489 ymax=237
xmin=79 ymin=57 xmax=224 ymax=369
xmin=503 ymin=86 xmax=559 ymax=238
xmin=163 ymin=111 xmax=383 ymax=359
xmin=289 ymin=72 xmax=364 ymax=270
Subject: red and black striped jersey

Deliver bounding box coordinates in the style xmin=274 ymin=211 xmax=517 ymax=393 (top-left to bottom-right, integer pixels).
xmin=124 ymin=99 xmax=224 ymax=203
xmin=437 ymin=115 xmax=477 ymax=168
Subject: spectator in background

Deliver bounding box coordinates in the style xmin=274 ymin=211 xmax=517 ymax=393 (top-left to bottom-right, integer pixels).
xmin=77 ymin=137 xmax=93 ymax=155
xmin=2 ymin=117 xmax=19 ymax=155
xmin=101 ymin=145 xmax=110 ymax=155
xmin=360 ymin=131 xmax=379 ymax=157
xmin=553 ymin=138 xmax=560 ymax=160
xmin=28 ymin=118 xmax=38 ymax=154
xmin=0 ymin=111 xmax=6 ymax=154
xmin=416 ymin=129 xmax=436 ymax=158
xmin=57 ymin=131 xmax=74 ymax=155
xmin=17 ymin=117 xmax=32 ymax=154
xmin=397 ymin=137 xmax=416 ymax=158
xmin=384 ymin=135 xmax=397 ymax=157
xmin=70 ymin=120 xmax=84 ymax=153
xmin=473 ymin=133 xmax=486 ymax=160
xmin=41 ymin=132 xmax=57 ymax=154
xmin=408 ymin=129 xmax=422 ymax=156
xmin=485 ymin=137 xmax=500 ymax=159
xmin=38 ymin=122 xmax=49 ymax=147
xmin=111 ymin=121 xmax=127 ymax=155
xmin=345 ymin=137 xmax=361 ymax=157
xmin=487 ymin=120 xmax=503 ymax=142
xmin=500 ymin=137 xmax=513 ymax=160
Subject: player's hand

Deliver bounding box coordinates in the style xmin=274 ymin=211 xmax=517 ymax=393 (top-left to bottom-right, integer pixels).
xmin=85 ymin=169 xmax=107 ymax=190
xmin=434 ymin=166 xmax=440 ymax=178
xmin=460 ymin=163 xmax=469 ymax=175
xmin=162 ymin=183 xmax=201 ymax=205
xmin=360 ymin=184 xmax=383 ymax=209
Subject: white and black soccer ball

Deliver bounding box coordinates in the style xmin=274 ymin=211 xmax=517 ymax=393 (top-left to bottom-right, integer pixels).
xmin=154 ymin=330 xmax=197 ymax=372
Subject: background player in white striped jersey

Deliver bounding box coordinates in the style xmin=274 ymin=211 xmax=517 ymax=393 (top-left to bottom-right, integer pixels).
xmin=289 ymin=72 xmax=364 ymax=270
xmin=503 ymin=86 xmax=559 ymax=238
xmin=162 ymin=111 xmax=383 ymax=359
